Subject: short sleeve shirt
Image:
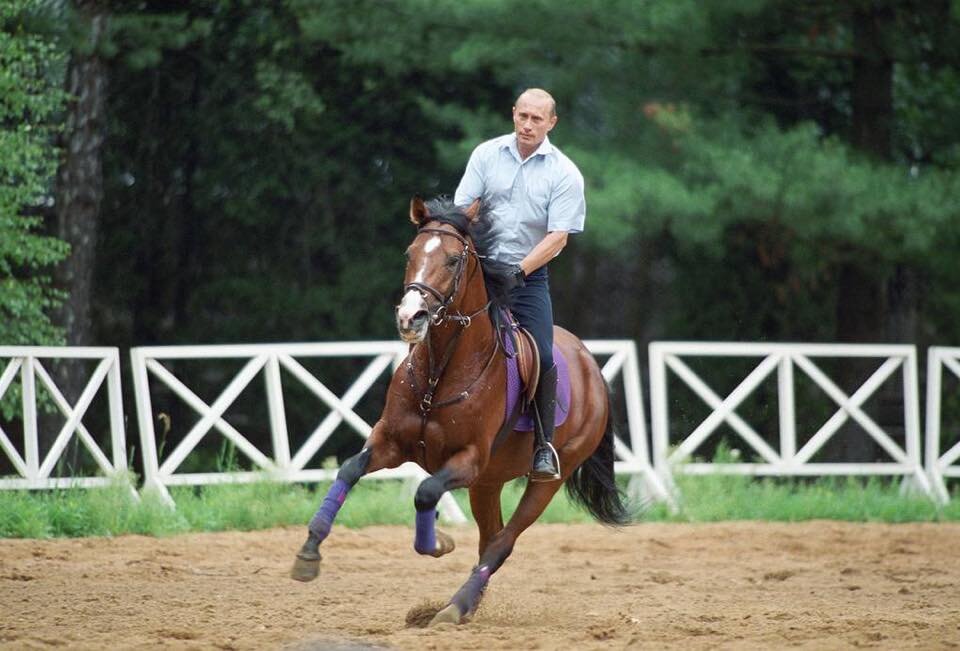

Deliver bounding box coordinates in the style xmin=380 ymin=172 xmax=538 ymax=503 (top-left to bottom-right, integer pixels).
xmin=454 ymin=133 xmax=586 ymax=266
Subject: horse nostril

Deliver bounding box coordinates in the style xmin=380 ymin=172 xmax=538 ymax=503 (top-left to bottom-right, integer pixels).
xmin=411 ymin=310 xmax=428 ymax=324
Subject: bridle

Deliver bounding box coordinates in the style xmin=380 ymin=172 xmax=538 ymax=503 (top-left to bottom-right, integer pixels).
xmin=403 ymin=226 xmax=477 ymax=326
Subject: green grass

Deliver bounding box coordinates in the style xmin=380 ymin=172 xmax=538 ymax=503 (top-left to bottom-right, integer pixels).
xmin=650 ymin=473 xmax=960 ymax=523
xmin=1 ymin=473 xmax=959 ymax=539
xmin=0 ymin=479 xmax=187 ymax=538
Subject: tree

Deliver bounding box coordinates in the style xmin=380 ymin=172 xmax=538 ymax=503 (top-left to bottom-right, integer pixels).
xmin=53 ymin=0 xmax=107 ymax=353
xmin=0 ymin=0 xmax=69 ymax=348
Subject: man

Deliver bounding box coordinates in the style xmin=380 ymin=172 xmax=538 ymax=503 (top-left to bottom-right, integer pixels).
xmin=454 ymin=88 xmax=586 ymax=482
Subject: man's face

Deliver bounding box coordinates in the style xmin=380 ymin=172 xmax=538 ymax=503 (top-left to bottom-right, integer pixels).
xmin=512 ymin=96 xmax=557 ymax=153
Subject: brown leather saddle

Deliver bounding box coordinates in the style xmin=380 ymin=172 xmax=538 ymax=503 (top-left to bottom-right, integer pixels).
xmin=512 ymin=326 xmax=541 ymax=405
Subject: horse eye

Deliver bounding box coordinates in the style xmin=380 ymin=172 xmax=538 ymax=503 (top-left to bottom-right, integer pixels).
xmin=445 ymin=255 xmax=459 ymax=267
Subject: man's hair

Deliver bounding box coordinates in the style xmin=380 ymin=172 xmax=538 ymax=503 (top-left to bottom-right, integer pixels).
xmin=515 ymin=88 xmax=556 ymax=117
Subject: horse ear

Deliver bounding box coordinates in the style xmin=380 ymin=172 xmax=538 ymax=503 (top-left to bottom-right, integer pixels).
xmin=463 ymin=199 xmax=481 ymax=224
xmin=409 ymin=196 xmax=428 ymax=226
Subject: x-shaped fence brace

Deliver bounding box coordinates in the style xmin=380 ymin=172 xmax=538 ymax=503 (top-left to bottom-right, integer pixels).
xmin=0 ymin=348 xmax=128 ymax=490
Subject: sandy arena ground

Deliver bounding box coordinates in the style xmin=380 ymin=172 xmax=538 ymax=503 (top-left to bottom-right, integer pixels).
xmin=2 ymin=521 xmax=960 ymax=649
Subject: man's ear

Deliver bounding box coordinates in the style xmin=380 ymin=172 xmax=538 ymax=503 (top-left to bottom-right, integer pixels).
xmin=464 ymin=199 xmax=481 ymax=224
xmin=409 ymin=196 xmax=428 ymax=226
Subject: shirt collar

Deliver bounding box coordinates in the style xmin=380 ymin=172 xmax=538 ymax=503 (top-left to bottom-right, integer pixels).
xmin=503 ymin=133 xmax=554 ymax=161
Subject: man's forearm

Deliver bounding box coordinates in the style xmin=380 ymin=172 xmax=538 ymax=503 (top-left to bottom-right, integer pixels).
xmin=519 ymin=231 xmax=569 ymax=276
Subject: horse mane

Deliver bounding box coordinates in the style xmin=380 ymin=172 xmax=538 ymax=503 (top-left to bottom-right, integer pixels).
xmin=422 ymin=196 xmax=513 ymax=309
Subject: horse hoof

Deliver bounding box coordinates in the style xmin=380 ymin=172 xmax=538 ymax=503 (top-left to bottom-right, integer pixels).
xmin=290 ymin=551 xmax=321 ymax=582
xmin=430 ymin=530 xmax=456 ymax=558
xmin=428 ymin=603 xmax=463 ymax=626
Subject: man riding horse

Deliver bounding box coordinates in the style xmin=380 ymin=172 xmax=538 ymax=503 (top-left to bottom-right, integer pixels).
xmin=454 ymin=87 xmax=586 ymax=481
xmin=293 ymin=88 xmax=620 ymax=627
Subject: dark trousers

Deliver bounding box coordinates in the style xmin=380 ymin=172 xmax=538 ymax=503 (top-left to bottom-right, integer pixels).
xmin=509 ymin=266 xmax=554 ymax=371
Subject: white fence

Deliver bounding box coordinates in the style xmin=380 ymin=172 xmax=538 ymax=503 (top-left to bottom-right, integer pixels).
xmin=0 ymin=347 xmax=129 ymax=491
xmin=583 ymin=341 xmax=671 ymax=505
xmin=129 ymin=340 xmax=665 ymax=517
xmin=925 ymin=347 xmax=960 ymax=503
xmin=649 ymin=342 xmax=932 ymax=497
xmin=6 ymin=341 xmax=959 ymax=505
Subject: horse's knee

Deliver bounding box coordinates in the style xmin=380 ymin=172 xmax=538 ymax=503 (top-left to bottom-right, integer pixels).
xmin=414 ymin=469 xmax=451 ymax=512
xmin=336 ymin=447 xmax=372 ymax=486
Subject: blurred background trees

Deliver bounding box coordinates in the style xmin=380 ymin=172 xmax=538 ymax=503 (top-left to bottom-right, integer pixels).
xmin=3 ymin=0 xmax=960 ymax=463
xmin=7 ymin=0 xmax=957 ymax=352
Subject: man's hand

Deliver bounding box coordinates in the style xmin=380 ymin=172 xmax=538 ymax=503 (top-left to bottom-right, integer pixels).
xmin=511 ymin=264 xmax=526 ymax=289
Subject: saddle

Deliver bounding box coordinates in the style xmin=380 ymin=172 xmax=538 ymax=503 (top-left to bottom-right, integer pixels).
xmin=511 ymin=326 xmax=540 ymax=406
xmin=497 ymin=310 xmax=571 ymax=433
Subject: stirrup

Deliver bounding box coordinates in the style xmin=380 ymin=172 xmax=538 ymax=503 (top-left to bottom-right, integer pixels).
xmin=530 ymin=442 xmax=560 ymax=482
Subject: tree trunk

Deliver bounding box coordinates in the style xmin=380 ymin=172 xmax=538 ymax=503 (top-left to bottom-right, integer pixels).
xmin=51 ymin=3 xmax=108 ymax=472
xmin=850 ymin=3 xmax=894 ymax=159
xmin=827 ymin=1 xmax=896 ymax=463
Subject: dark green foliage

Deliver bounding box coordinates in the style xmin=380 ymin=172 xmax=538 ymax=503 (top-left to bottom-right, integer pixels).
xmin=81 ymin=0 xmax=960 ymax=351
xmin=0 ymin=0 xmax=69 ymax=347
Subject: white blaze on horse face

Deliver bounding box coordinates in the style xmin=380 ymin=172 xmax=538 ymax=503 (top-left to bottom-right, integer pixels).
xmin=413 ymin=236 xmax=442 ymax=284
xmin=397 ymin=288 xmax=427 ymax=324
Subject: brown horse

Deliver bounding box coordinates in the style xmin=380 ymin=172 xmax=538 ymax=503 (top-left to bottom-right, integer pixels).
xmin=291 ymin=196 xmax=628 ymax=625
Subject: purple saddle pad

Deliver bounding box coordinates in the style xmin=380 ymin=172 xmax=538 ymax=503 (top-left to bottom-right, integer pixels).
xmin=503 ymin=326 xmax=571 ymax=432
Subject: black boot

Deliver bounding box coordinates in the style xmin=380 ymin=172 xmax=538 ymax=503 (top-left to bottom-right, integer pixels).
xmin=530 ymin=364 xmax=560 ymax=482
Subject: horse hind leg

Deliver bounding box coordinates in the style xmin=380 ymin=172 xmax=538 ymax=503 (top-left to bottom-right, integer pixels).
xmin=469 ymin=482 xmax=505 ymax=557
xmin=429 ymin=479 xmax=563 ymax=626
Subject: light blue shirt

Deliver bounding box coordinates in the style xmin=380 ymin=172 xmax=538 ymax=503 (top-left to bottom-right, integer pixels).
xmin=454 ymin=133 xmax=586 ymax=266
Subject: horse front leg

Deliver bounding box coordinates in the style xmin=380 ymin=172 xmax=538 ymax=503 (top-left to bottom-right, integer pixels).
xmin=290 ymin=425 xmax=400 ymax=582
xmin=412 ymin=447 xmax=481 ymax=559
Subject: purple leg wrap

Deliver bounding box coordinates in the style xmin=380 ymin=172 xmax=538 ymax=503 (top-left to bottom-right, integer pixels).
xmin=413 ymin=508 xmax=437 ymax=554
xmin=308 ymin=479 xmax=350 ymax=541
xmin=451 ymin=565 xmax=492 ymax=616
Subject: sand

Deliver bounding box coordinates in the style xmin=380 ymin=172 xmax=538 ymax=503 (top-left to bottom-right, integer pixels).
xmin=2 ymin=521 xmax=959 ymax=649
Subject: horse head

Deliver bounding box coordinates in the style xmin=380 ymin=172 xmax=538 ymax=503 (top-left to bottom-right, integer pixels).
xmin=396 ymin=196 xmax=481 ymax=343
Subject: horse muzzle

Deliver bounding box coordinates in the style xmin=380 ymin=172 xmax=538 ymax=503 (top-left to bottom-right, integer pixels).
xmin=396 ymin=308 xmax=430 ymax=343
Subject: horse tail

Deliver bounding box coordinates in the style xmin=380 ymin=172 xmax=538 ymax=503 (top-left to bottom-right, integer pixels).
xmin=563 ymin=388 xmax=631 ymax=526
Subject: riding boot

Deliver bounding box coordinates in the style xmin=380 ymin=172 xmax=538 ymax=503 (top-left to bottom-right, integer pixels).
xmin=530 ymin=364 xmax=560 ymax=482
